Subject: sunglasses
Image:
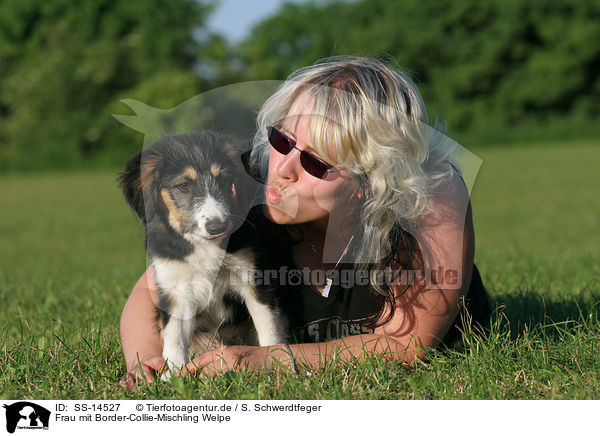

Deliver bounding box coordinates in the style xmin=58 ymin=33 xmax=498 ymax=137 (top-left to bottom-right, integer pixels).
xmin=268 ymin=126 xmax=341 ymax=179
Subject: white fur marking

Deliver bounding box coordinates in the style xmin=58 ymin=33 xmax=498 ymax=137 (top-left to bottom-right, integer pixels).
xmin=192 ymin=195 xmax=229 ymax=239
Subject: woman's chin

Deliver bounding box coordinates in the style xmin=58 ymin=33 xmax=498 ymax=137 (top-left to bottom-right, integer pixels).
xmin=263 ymin=203 xmax=297 ymax=225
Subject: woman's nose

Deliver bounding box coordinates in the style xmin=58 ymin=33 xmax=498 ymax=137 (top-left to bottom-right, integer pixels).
xmin=276 ymin=148 xmax=301 ymax=180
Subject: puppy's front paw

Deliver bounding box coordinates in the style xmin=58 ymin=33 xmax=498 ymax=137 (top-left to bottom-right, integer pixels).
xmin=159 ymin=363 xmax=183 ymax=382
xmin=161 ymin=352 xmax=186 ymax=381
xmin=160 ymin=369 xmax=174 ymax=382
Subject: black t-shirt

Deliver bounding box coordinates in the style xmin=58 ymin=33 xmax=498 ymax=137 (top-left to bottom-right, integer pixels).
xmin=266 ymin=246 xmax=381 ymax=344
xmin=231 ymin=206 xmax=490 ymax=346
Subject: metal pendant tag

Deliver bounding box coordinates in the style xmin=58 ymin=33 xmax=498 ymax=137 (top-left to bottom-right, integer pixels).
xmin=322 ymin=278 xmax=333 ymax=298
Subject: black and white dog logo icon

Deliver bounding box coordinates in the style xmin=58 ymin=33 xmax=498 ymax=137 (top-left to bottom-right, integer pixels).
xmin=3 ymin=402 xmax=50 ymax=434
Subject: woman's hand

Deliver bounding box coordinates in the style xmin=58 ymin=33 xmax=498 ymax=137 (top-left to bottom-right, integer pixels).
xmin=119 ymin=355 xmax=167 ymax=391
xmin=182 ymin=345 xmax=258 ymax=378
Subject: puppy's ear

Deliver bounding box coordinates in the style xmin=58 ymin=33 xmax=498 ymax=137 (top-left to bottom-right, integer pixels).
xmin=222 ymin=138 xmax=239 ymax=164
xmin=223 ymin=139 xmax=252 ymax=207
xmin=119 ymin=150 xmax=159 ymax=223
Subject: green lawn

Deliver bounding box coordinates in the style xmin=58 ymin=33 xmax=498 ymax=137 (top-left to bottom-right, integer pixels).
xmin=1 ymin=139 xmax=599 ymax=399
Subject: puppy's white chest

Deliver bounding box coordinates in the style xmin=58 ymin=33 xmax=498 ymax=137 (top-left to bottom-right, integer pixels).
xmin=153 ymin=244 xmax=228 ymax=316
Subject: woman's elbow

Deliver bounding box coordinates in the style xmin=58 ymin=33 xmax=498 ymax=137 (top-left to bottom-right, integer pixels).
xmin=382 ymin=335 xmax=438 ymax=364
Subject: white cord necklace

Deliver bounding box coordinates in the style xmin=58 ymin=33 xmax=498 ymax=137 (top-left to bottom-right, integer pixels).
xmin=307 ymin=230 xmax=355 ymax=298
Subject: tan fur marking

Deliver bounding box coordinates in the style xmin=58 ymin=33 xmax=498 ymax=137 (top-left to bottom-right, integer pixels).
xmin=160 ymin=188 xmax=183 ymax=232
xmin=210 ymin=163 xmax=221 ymax=177
xmin=183 ymin=167 xmax=198 ymax=180
xmin=140 ymin=155 xmax=160 ymax=194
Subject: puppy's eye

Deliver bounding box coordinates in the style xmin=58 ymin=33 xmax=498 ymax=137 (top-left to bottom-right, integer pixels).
xmin=176 ymin=183 xmax=191 ymax=192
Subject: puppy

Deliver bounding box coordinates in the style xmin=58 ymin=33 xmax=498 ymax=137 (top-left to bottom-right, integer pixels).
xmin=119 ymin=131 xmax=286 ymax=377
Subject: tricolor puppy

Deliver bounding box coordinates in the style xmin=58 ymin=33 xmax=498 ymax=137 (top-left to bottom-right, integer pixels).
xmin=119 ymin=131 xmax=286 ymax=377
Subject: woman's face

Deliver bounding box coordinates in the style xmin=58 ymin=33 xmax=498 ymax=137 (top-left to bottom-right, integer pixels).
xmin=263 ymin=112 xmax=356 ymax=229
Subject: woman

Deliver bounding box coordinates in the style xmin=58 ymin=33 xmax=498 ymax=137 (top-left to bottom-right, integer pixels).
xmin=119 ymin=56 xmax=489 ymax=389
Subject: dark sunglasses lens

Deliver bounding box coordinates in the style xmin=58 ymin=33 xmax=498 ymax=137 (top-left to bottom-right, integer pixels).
xmin=268 ymin=126 xmax=334 ymax=179
xmin=300 ymin=152 xmax=329 ymax=179
xmin=268 ymin=127 xmax=293 ymax=154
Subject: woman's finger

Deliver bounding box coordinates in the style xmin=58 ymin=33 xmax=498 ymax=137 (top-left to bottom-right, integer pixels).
xmin=119 ymin=361 xmax=160 ymax=391
xmin=182 ymin=354 xmax=210 ymax=375
xmin=119 ymin=373 xmax=135 ymax=391
xmin=182 ymin=348 xmax=228 ymax=377
xmin=144 ymin=356 xmax=167 ymax=372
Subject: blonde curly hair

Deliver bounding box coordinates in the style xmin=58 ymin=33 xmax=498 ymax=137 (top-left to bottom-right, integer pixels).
xmin=252 ymin=55 xmax=457 ymax=260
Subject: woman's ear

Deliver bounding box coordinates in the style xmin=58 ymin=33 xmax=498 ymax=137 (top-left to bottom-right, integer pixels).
xmin=340 ymin=173 xmax=368 ymax=201
xmin=356 ymin=174 xmax=371 ymax=200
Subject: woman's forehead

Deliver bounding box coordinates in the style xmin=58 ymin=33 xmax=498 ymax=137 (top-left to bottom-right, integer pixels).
xmin=282 ymin=95 xmax=316 ymax=128
xmin=278 ymin=93 xmax=354 ymax=166
xmin=281 ymin=103 xmax=340 ymax=135
xmin=281 ymin=112 xmax=313 ymax=136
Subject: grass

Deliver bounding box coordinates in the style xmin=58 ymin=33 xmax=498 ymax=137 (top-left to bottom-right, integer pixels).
xmin=1 ymin=139 xmax=599 ymax=399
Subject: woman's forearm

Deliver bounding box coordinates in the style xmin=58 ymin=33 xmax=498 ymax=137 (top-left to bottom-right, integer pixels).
xmin=248 ymin=334 xmax=417 ymax=374
xmin=293 ymin=334 xmax=416 ymax=367
xmin=120 ymin=267 xmax=164 ymax=371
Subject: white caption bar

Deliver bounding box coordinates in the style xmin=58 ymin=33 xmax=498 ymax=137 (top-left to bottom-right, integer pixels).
xmin=0 ymin=400 xmax=596 ymax=435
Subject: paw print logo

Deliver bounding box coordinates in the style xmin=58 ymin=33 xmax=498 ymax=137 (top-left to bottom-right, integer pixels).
xmin=287 ymin=269 xmax=302 ymax=286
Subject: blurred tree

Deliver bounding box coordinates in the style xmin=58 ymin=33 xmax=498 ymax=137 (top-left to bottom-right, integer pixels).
xmin=240 ymin=1 xmax=351 ymax=80
xmin=239 ymin=0 xmax=600 ymax=144
xmin=0 ymin=0 xmax=215 ymax=170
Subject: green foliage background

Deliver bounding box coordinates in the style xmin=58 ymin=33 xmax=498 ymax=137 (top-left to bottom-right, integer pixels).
xmin=240 ymin=0 xmax=600 ymax=145
xmin=0 ymin=0 xmax=213 ymax=171
xmin=0 ymin=0 xmax=599 ymax=170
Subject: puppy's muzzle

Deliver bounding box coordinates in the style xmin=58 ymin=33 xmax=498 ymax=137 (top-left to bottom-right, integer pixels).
xmin=206 ymin=218 xmax=232 ymax=239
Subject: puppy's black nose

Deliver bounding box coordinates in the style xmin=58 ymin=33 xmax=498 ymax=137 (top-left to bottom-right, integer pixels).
xmin=206 ymin=218 xmax=229 ymax=235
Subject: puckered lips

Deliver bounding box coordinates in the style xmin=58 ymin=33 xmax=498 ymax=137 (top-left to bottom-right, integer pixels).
xmin=266 ymin=185 xmax=282 ymax=204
